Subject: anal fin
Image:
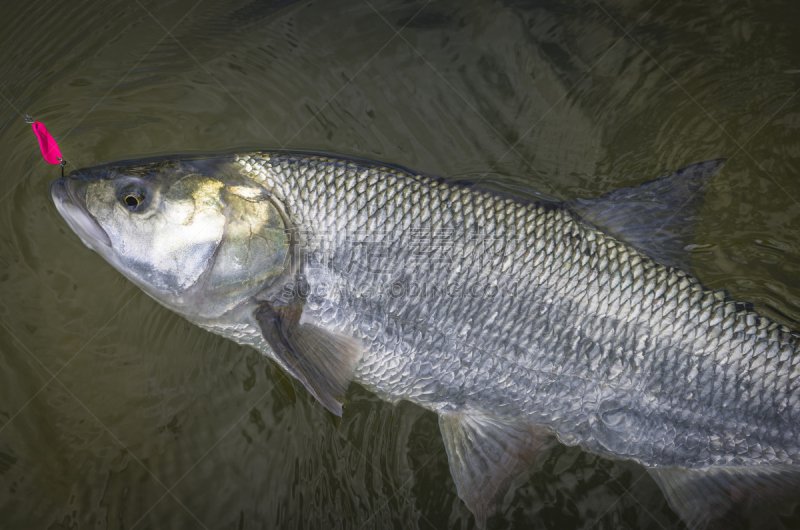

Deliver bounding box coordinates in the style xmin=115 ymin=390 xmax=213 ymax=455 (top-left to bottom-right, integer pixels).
xmin=439 ymin=409 xmax=556 ymax=528
xmin=649 ymin=465 xmax=800 ymax=530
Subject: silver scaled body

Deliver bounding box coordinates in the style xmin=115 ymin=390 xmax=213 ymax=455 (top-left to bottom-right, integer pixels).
xmin=231 ymin=152 xmax=800 ymax=471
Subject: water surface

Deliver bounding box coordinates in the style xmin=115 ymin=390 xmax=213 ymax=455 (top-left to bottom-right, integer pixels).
xmin=1 ymin=0 xmax=800 ymax=528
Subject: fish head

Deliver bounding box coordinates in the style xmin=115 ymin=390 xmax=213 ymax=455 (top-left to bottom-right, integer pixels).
xmin=51 ymin=158 xmax=290 ymax=318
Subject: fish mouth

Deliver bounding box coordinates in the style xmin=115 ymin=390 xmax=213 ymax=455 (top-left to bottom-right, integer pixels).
xmin=50 ymin=176 xmax=112 ymax=250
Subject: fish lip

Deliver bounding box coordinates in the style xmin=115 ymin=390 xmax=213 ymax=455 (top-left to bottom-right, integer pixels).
xmin=50 ymin=176 xmax=112 ymax=249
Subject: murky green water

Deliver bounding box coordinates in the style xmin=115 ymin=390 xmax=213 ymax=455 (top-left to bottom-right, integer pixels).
xmin=1 ymin=0 xmax=800 ymax=528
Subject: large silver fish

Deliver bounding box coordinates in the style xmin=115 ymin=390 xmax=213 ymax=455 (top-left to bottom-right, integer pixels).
xmin=50 ymin=152 xmax=800 ymax=528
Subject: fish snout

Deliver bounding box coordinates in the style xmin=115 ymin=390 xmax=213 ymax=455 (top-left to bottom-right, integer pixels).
xmin=51 ymin=174 xmax=112 ymax=250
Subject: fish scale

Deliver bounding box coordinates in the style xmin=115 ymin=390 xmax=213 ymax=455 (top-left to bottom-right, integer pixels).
xmin=230 ymin=152 xmax=800 ymax=470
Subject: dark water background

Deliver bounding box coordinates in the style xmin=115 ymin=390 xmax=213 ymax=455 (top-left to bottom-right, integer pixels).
xmin=1 ymin=0 xmax=800 ymax=528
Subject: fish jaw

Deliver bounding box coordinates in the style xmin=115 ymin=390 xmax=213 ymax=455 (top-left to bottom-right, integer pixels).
xmin=51 ymin=174 xmax=112 ymax=251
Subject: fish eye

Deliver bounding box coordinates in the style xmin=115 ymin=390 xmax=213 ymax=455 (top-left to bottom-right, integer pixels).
xmin=117 ymin=184 xmax=148 ymax=211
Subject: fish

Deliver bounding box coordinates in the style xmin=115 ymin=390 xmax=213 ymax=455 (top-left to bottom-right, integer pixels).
xmin=50 ymin=151 xmax=800 ymax=528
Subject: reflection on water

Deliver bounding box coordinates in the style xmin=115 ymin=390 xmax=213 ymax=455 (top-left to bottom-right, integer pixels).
xmin=1 ymin=0 xmax=799 ymax=528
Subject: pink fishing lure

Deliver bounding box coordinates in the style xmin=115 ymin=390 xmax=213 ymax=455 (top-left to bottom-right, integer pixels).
xmin=31 ymin=121 xmax=63 ymax=165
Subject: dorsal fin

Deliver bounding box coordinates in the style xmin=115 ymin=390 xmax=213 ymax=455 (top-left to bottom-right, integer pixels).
xmin=649 ymin=465 xmax=800 ymax=529
xmin=439 ymin=410 xmax=556 ymax=528
xmin=571 ymin=159 xmax=727 ymax=271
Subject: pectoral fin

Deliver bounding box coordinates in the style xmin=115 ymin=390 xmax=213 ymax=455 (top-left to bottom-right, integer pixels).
xmin=439 ymin=410 xmax=556 ymax=528
xmin=648 ymin=465 xmax=800 ymax=529
xmin=255 ymin=303 xmax=362 ymax=416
